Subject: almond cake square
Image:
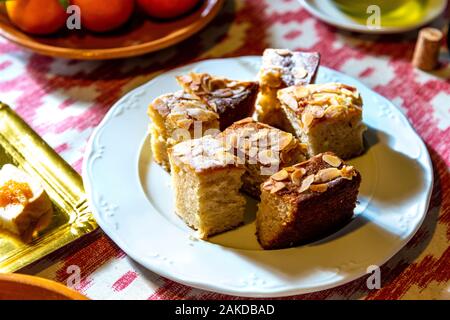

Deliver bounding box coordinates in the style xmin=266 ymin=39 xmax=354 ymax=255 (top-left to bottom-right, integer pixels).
xmin=168 ymin=136 xmax=246 ymax=239
xmin=257 ymin=152 xmax=361 ymax=249
xmin=218 ymin=118 xmax=307 ymax=198
xmin=278 ymin=83 xmax=366 ymax=159
xmin=255 ymin=48 xmax=320 ymax=131
xmin=176 ymin=72 xmax=259 ymax=130
xmin=148 ymin=91 xmax=220 ymax=171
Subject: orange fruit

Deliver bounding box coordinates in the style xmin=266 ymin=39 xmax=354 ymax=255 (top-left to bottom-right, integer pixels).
xmin=137 ymin=0 xmax=200 ymax=19
xmin=6 ymin=0 xmax=68 ymax=35
xmin=71 ymin=0 xmax=135 ymax=33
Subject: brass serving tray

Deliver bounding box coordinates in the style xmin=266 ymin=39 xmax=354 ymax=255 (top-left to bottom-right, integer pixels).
xmin=0 ymin=103 xmax=97 ymax=272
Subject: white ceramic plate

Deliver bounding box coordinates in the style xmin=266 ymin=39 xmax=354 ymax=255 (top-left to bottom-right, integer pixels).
xmin=300 ymin=0 xmax=447 ymax=34
xmin=83 ymin=56 xmax=433 ymax=297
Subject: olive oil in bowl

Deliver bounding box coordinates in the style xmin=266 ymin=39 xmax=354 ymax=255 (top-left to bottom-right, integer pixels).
xmin=332 ymin=0 xmax=428 ymax=27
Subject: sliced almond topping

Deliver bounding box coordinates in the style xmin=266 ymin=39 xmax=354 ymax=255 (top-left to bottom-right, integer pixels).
xmin=315 ymin=168 xmax=341 ymax=183
xmin=294 ymin=86 xmax=310 ymax=99
xmin=342 ymin=84 xmax=356 ymax=92
xmin=270 ymin=181 xmax=286 ymax=193
xmin=313 ymin=98 xmax=331 ymax=108
xmin=316 ymin=84 xmax=341 ymax=94
xmin=336 ymin=83 xmax=360 ymax=100
xmin=272 ymin=169 xmax=289 ymax=181
xmin=276 ymin=49 xmax=291 ymax=56
xmin=299 ymin=174 xmax=314 ymax=193
xmin=291 ymin=168 xmax=306 ymax=186
xmin=186 ymin=108 xmax=217 ymax=121
xmin=293 ymin=160 xmax=309 ymax=169
xmin=293 ymin=67 xmax=308 ymax=79
xmin=299 ymin=143 xmax=309 ymax=152
xmin=262 ymin=180 xmax=273 ymax=190
xmin=285 ymin=167 xmax=296 ymax=173
xmin=213 ymin=88 xmax=234 ymax=98
xmin=281 ymin=93 xmax=298 ymax=110
xmin=309 ymin=105 xmax=325 ymax=118
xmin=322 ymin=154 xmax=342 ymax=167
xmin=340 ymin=165 xmax=355 ymax=179
xmin=330 ymin=96 xmax=340 ymax=106
xmin=310 ymin=183 xmax=328 ymax=193
xmin=234 ymin=118 xmax=254 ymax=125
xmin=324 ymin=105 xmax=346 ymax=118
xmin=277 ymin=133 xmax=293 ymax=150
xmin=176 ymin=118 xmax=193 ymax=129
xmin=341 ymin=88 xmax=354 ymax=97
xmin=279 ymin=152 xmax=288 ymax=164
xmin=177 ymin=74 xmax=193 ymax=84
xmin=302 ymin=112 xmax=314 ymax=127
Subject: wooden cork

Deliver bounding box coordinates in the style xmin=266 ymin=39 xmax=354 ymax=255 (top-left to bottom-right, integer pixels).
xmin=412 ymin=27 xmax=443 ymax=71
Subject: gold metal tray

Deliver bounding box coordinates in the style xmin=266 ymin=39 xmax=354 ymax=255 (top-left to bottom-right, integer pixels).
xmin=0 ymin=103 xmax=97 ymax=272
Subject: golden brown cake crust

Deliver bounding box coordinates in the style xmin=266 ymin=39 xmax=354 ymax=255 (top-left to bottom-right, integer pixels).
xmin=176 ymin=73 xmax=259 ymax=130
xmin=257 ymin=152 xmax=361 ymax=249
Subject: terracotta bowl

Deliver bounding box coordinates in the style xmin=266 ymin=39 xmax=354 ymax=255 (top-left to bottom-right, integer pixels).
xmin=0 ymin=273 xmax=88 ymax=300
xmin=0 ymin=0 xmax=224 ymax=60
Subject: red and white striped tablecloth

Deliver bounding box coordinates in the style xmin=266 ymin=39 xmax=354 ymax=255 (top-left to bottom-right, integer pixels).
xmin=0 ymin=0 xmax=449 ymax=300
